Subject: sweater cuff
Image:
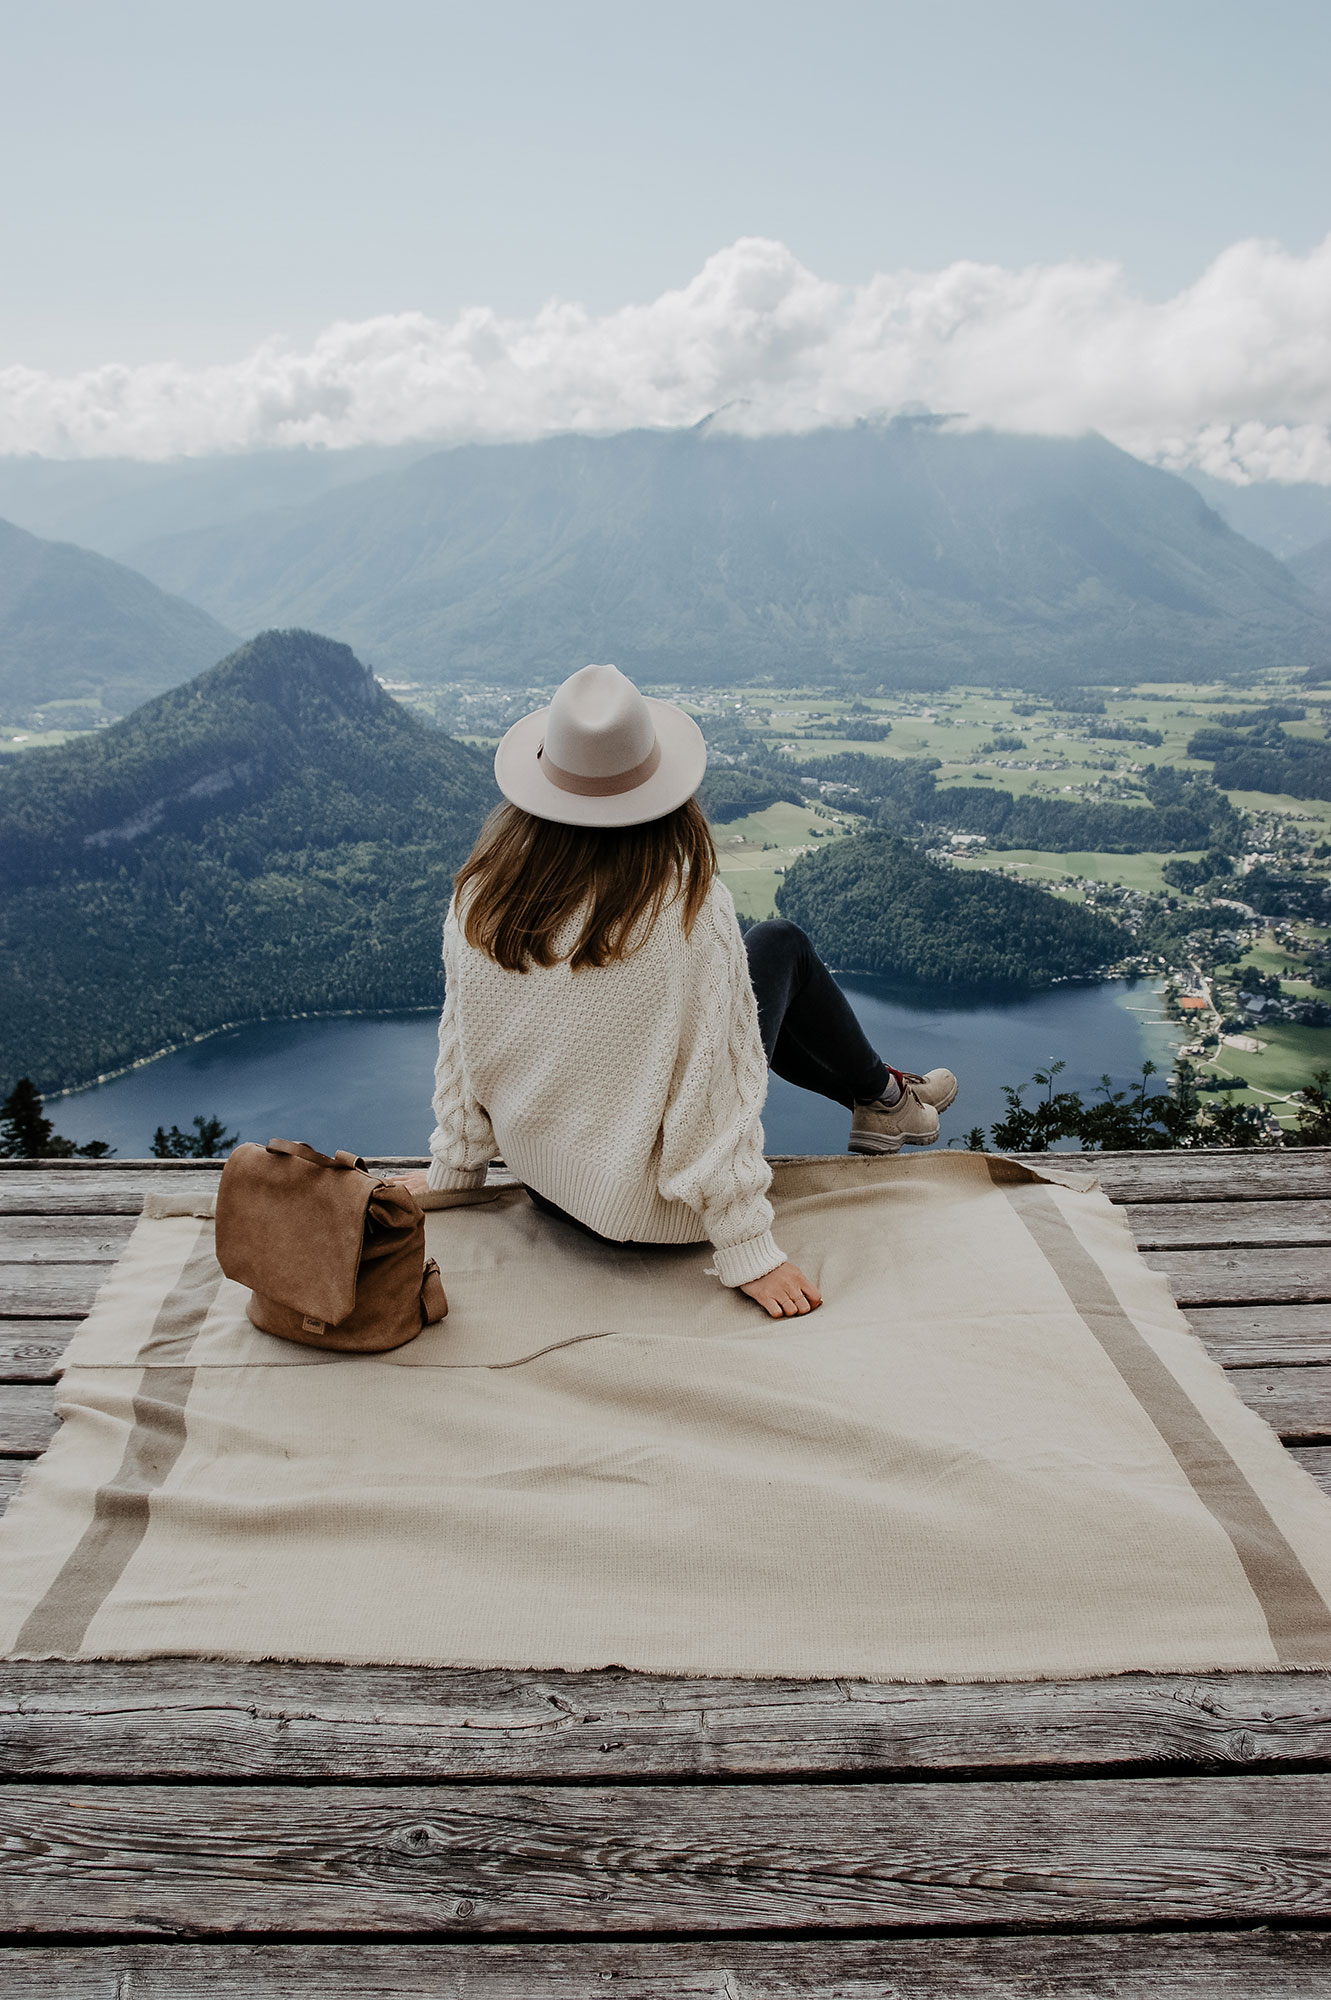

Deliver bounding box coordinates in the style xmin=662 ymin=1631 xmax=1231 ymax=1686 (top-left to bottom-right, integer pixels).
xmin=426 ymin=1160 xmax=489 ymax=1194
xmin=712 ymin=1230 xmax=786 ymax=1288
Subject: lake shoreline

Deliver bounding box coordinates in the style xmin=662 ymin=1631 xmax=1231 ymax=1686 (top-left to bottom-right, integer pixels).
xmin=49 ymin=1003 xmax=442 ymax=1102
xmin=46 ymin=977 xmax=1182 ymax=1163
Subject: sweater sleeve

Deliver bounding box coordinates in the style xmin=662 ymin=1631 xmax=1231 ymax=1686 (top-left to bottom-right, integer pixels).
xmin=656 ymin=887 xmax=785 ymax=1287
xmin=426 ymin=916 xmax=498 ymax=1193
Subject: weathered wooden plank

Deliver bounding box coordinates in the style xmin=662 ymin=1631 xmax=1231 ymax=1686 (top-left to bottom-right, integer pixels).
xmin=1293 ymin=1444 xmax=1331 ymax=1497
xmin=1125 ymin=1199 xmax=1331 ymax=1249
xmin=0 ymin=1382 xmax=60 ymax=1455
xmin=1227 ymin=1366 xmax=1331 ymax=1440
xmin=1186 ymin=1303 xmax=1331 ymax=1366
xmin=4 ymin=1150 xmax=1330 ymax=1202
xmin=0 ymin=1160 xmax=509 ymax=1215
xmin=0 ymin=1266 xmax=104 ymax=1316
xmin=3 ymin=1774 xmax=1331 ymax=1935
xmin=1143 ymin=1244 xmax=1331 ymax=1304
xmin=0 ymin=1459 xmax=25 ymax=1513
xmin=3 ymin=1661 xmax=1330 ymax=1783
xmin=0 ymin=1319 xmax=80 ymax=1382
xmin=5 ymin=1932 xmax=1331 ymax=1999
xmin=0 ymin=1215 xmax=134 ymax=1263
xmin=1013 ymin=1149 xmax=1331 ymax=1203
xmin=0 ymin=1165 xmax=217 ymax=1217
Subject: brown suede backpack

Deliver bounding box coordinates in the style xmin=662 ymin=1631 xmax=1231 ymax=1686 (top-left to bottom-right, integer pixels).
xmin=215 ymin=1139 xmax=448 ymax=1352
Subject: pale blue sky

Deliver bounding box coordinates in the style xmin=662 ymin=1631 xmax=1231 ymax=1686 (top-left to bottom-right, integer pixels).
xmin=4 ymin=0 xmax=1330 ymax=372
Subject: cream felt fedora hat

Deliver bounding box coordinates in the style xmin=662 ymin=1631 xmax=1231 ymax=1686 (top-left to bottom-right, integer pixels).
xmin=494 ymin=664 xmax=708 ymax=828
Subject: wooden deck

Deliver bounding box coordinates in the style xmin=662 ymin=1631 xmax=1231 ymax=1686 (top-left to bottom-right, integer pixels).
xmin=1 ymin=1151 xmax=1330 ymax=1997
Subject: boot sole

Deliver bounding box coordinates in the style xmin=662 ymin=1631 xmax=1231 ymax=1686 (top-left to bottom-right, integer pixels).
xmin=848 ymin=1127 xmax=941 ymax=1156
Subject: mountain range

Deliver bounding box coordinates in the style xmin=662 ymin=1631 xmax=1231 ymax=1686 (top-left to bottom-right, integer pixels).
xmin=0 ymin=445 xmax=433 ymax=560
xmin=0 ymin=630 xmax=496 ymax=1092
xmin=1291 ymin=534 xmax=1331 ymax=604
xmin=0 ymin=516 xmax=235 ymax=725
xmin=1179 ymin=470 xmax=1331 ymax=563
xmin=122 ymin=422 xmax=1330 ymax=693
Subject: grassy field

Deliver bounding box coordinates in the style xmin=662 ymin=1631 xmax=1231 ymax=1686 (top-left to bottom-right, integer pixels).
xmin=720 ymin=676 xmax=1331 ymax=823
xmin=1203 ymin=1022 xmax=1331 ymax=1110
xmin=949 ymin=848 xmax=1204 ymax=895
xmin=1 ymin=727 xmax=89 ymax=753
xmin=713 ymin=798 xmax=859 ymax=920
xmin=1224 ymin=789 xmax=1331 ymax=831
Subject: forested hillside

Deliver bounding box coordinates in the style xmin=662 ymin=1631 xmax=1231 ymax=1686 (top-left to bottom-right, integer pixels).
xmin=776 ymin=832 xmax=1126 ymax=987
xmin=129 ymin=421 xmax=1331 ymax=692
xmin=0 ymin=630 xmax=496 ymax=1091
xmin=0 ymin=516 xmax=235 ymax=724
xmin=1186 ymin=712 xmax=1331 ymax=801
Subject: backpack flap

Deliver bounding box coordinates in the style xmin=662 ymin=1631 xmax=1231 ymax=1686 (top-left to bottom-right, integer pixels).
xmin=215 ymin=1140 xmax=376 ymax=1327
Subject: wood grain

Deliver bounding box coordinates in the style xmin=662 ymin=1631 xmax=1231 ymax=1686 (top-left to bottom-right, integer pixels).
xmin=0 ymin=1458 xmax=25 ymax=1512
xmin=0 ymin=1381 xmax=60 ymax=1454
xmin=1014 ymin=1150 xmax=1331 ymax=1203
xmin=1125 ymin=1199 xmax=1331 ymax=1249
xmin=3 ymin=1774 xmax=1331 ymax=1935
xmin=5 ymin=1932 xmax=1331 ymax=1998
xmin=3 ymin=1662 xmax=1330 ymax=1783
xmin=0 ymin=1266 xmax=104 ymax=1316
xmin=1226 ymin=1366 xmax=1331 ymax=1439
xmin=1293 ymin=1444 xmax=1331 ymax=1497
xmin=1185 ymin=1303 xmax=1331 ymax=1366
xmin=1141 ymin=1244 xmax=1331 ymax=1304
xmin=0 ymin=1216 xmax=133 ymax=1263
xmin=4 ymin=1151 xmax=1331 ymax=1208
xmin=0 ymin=1318 xmax=79 ymax=1381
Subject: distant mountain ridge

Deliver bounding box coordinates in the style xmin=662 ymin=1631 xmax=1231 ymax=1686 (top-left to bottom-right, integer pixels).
xmin=0 ymin=516 xmax=236 ymax=725
xmin=128 ymin=422 xmax=1331 ymax=692
xmin=0 ymin=630 xmax=497 ymax=1091
xmin=1291 ymin=533 xmax=1331 ymax=605
xmin=0 ymin=445 xmax=435 ymax=560
xmin=1179 ymin=470 xmax=1331 ymax=562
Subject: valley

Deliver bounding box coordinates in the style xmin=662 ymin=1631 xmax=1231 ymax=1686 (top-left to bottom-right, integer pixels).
xmin=405 ymin=664 xmax=1331 ymax=1137
xmin=8 ymin=612 xmax=1331 ymax=1140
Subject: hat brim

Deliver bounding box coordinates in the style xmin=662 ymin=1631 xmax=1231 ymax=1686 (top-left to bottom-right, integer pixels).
xmin=493 ymin=698 xmax=708 ymax=828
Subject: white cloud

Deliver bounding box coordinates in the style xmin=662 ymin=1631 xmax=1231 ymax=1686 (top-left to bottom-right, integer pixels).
xmin=3 ymin=234 xmax=1331 ymax=481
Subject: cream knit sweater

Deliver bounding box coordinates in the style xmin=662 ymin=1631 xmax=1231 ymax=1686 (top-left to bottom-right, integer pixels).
xmin=425 ymin=878 xmax=785 ymax=1287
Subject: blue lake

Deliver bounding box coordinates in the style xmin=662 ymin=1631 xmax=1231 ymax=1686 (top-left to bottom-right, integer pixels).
xmin=49 ymin=976 xmax=1178 ymax=1160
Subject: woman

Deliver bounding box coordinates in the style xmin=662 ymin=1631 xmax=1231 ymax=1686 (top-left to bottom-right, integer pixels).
xmin=407 ymin=664 xmax=957 ymax=1318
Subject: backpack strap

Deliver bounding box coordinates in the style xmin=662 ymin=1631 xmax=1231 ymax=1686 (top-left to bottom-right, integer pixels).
xmin=265 ymin=1139 xmax=367 ymax=1173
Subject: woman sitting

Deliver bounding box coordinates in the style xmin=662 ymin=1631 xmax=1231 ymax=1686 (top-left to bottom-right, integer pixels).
xmin=410 ymin=664 xmax=956 ymax=1317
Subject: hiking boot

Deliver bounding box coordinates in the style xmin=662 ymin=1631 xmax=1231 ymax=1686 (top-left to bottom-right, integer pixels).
xmin=896 ymin=1067 xmax=958 ymax=1114
xmin=848 ymin=1067 xmax=957 ymax=1155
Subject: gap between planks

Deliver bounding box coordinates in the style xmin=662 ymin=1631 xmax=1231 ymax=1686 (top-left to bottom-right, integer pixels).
xmin=3 ymin=1932 xmax=1331 ymax=1999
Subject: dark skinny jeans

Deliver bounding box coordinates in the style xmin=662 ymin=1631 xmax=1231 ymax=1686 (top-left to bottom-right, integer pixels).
xmin=743 ymin=918 xmax=890 ymax=1111
xmin=524 ymin=919 xmax=889 ymax=1241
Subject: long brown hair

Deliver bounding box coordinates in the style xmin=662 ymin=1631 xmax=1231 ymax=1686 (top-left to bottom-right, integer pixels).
xmin=455 ymin=798 xmax=717 ymax=973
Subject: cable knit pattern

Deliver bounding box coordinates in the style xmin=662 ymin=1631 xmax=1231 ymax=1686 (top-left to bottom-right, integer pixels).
xmin=427 ymin=961 xmax=499 ymax=1192
xmin=426 ymin=878 xmax=784 ymax=1286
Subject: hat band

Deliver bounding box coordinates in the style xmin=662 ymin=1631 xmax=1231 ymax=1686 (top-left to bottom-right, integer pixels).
xmin=538 ymin=738 xmax=662 ymax=797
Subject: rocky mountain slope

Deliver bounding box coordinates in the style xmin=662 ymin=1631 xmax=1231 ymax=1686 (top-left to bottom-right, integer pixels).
xmin=128 ymin=420 xmax=1331 ymax=691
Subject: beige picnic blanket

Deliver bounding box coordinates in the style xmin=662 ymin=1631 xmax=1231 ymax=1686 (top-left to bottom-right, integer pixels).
xmin=2 ymin=1152 xmax=1330 ymax=1679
